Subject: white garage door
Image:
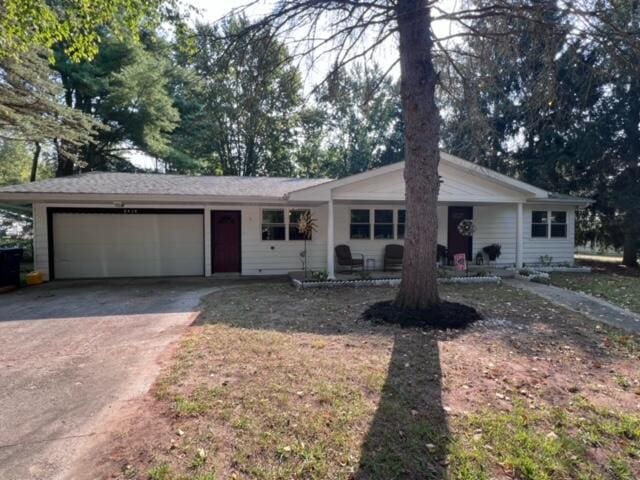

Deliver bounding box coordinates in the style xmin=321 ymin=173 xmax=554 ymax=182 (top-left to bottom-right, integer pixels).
xmin=52 ymin=211 xmax=204 ymax=279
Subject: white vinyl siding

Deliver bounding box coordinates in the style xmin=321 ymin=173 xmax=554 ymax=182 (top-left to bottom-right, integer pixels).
xmin=329 ymin=163 xmax=529 ymax=204
xmin=523 ymin=206 xmax=575 ymax=265
xmin=240 ymin=205 xmax=328 ymax=274
xmin=472 ymin=205 xmax=518 ymax=266
xmin=30 ymin=201 xmax=577 ymax=280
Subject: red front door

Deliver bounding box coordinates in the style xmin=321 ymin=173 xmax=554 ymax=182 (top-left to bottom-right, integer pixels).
xmin=212 ymin=211 xmax=241 ymax=273
xmin=447 ymin=206 xmax=473 ymax=260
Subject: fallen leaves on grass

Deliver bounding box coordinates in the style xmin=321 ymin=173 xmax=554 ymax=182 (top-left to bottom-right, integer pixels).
xmin=96 ymin=282 xmax=639 ymax=480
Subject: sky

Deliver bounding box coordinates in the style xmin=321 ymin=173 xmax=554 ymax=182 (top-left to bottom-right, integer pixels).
xmin=188 ymin=0 xmax=273 ymax=24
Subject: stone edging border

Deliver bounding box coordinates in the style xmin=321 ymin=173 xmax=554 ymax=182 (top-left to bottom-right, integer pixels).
xmin=291 ymin=276 xmax=501 ymax=289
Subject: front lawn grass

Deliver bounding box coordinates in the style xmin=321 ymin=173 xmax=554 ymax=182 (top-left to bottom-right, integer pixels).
xmin=99 ymin=282 xmax=640 ymax=480
xmin=550 ymin=271 xmax=640 ymax=314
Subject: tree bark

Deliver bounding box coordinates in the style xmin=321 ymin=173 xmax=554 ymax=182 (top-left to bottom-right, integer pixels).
xmin=620 ymin=73 xmax=640 ymax=268
xmin=30 ymin=142 xmax=41 ymax=182
xmin=55 ymin=139 xmax=75 ymax=177
xmin=395 ymin=0 xmax=441 ymax=309
xmin=622 ymin=230 xmax=638 ymax=268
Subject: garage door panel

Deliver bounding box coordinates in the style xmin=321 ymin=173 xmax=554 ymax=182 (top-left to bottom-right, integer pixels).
xmin=52 ymin=212 xmax=204 ymax=279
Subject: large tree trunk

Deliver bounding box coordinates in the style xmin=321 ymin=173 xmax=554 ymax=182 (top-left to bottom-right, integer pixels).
xmin=622 ymin=229 xmax=638 ymax=268
xmin=621 ymin=74 xmax=640 ymax=268
xmin=395 ymin=0 xmax=441 ymax=309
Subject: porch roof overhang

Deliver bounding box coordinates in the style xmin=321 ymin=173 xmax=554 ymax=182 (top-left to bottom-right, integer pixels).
xmin=286 ymin=152 xmax=594 ymax=207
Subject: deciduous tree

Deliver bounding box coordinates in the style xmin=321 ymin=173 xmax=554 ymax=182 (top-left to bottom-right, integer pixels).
xmin=174 ymin=17 xmax=303 ymax=176
xmin=0 ymin=0 xmax=164 ymax=61
xmin=315 ymin=63 xmax=404 ymax=177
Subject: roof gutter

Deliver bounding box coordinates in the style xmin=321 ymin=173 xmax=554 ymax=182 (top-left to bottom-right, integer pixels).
xmin=527 ymin=197 xmax=594 ymax=207
xmin=0 ymin=192 xmax=290 ymax=204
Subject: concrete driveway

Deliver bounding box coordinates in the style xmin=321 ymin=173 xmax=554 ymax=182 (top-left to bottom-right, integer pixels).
xmin=0 ymin=278 xmax=216 ymax=480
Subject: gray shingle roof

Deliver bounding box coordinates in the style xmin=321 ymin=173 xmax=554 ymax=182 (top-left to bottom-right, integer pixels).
xmin=0 ymin=172 xmax=333 ymax=198
xmin=547 ymin=192 xmax=593 ymax=203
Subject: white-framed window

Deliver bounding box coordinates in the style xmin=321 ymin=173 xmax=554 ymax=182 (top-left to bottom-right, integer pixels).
xmin=550 ymin=211 xmax=567 ymax=238
xmin=531 ymin=211 xmax=548 ymax=238
xmin=350 ymin=209 xmax=371 ymax=239
xmin=289 ymin=209 xmax=311 ymax=240
xmin=531 ymin=210 xmax=567 ymax=239
xmin=397 ymin=209 xmax=406 ymax=239
xmin=348 ymin=208 xmax=407 ymax=240
xmin=262 ymin=209 xmax=286 ymax=240
xmin=374 ymin=209 xmax=394 ymax=239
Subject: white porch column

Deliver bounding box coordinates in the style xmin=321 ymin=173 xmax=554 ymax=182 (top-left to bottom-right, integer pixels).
xmin=516 ymin=202 xmax=524 ymax=268
xmin=327 ymin=198 xmax=335 ymax=279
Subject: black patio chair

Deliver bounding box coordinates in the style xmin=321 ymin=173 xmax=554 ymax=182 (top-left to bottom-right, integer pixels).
xmin=384 ymin=244 xmax=404 ymax=271
xmin=334 ymin=245 xmax=364 ymax=273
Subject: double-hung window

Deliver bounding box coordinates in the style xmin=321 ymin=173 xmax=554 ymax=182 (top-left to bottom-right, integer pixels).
xmin=262 ymin=209 xmax=286 ymax=240
xmin=531 ymin=211 xmax=548 ymax=238
xmin=374 ymin=209 xmax=394 ymax=239
xmin=397 ymin=209 xmax=406 ymax=239
xmin=350 ymin=209 xmax=371 ymax=239
xmin=550 ymin=211 xmax=567 ymax=238
xmin=531 ymin=210 xmax=567 ymax=238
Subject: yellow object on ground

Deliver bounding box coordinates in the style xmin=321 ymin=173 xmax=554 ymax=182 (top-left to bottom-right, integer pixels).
xmin=26 ymin=271 xmax=44 ymax=285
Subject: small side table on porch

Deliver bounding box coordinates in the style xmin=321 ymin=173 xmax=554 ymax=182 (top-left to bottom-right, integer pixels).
xmin=365 ymin=257 xmax=377 ymax=271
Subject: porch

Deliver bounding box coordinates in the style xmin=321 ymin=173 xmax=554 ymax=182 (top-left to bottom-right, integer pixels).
xmin=320 ymin=201 xmax=529 ymax=279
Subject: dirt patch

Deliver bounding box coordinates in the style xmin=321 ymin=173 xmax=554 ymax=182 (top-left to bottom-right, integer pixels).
xmin=93 ymin=282 xmax=640 ymax=479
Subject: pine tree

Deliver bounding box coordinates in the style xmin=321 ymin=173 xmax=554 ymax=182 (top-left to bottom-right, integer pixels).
xmin=0 ymin=50 xmax=99 ymax=149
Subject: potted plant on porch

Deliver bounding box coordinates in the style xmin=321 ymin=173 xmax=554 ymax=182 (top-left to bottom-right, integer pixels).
xmin=482 ymin=244 xmax=502 ymax=263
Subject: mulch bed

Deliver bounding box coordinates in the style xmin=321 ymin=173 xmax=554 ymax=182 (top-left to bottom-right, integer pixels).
xmin=363 ymin=300 xmax=481 ymax=329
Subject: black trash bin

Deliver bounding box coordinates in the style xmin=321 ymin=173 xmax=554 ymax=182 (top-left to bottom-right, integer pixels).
xmin=0 ymin=248 xmax=23 ymax=288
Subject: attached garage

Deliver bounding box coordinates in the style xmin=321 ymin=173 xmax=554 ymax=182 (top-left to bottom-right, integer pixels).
xmin=49 ymin=208 xmax=204 ymax=279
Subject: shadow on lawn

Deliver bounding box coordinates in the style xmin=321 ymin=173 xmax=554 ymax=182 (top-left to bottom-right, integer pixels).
xmin=196 ymin=282 xmax=639 ymax=479
xmin=354 ymin=332 xmax=450 ymax=479
xmin=199 ymin=284 xmax=463 ymax=479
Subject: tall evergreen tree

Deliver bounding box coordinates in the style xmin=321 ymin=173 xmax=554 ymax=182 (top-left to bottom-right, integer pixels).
xmin=0 ymin=50 xmax=99 ymax=148
xmin=52 ymin=36 xmax=182 ymax=175
xmin=441 ymin=0 xmax=640 ymax=267
xmin=584 ymin=0 xmax=640 ymax=266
